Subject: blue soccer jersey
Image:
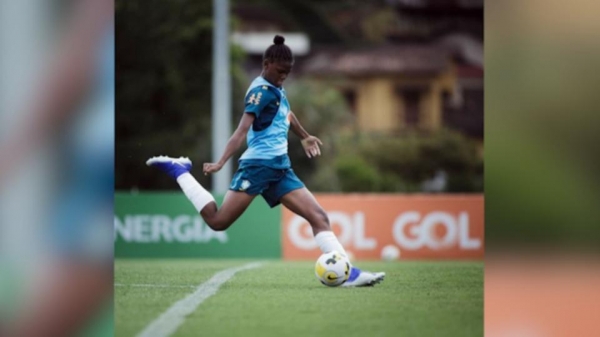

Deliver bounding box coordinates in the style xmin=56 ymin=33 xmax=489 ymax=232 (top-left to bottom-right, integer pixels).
xmin=230 ymin=76 xmax=304 ymax=205
xmin=240 ymin=76 xmax=291 ymax=166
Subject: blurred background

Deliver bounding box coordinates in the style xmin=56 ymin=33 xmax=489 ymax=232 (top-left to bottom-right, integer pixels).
xmin=1 ymin=0 xmax=113 ymax=336
xmin=485 ymin=0 xmax=600 ymax=336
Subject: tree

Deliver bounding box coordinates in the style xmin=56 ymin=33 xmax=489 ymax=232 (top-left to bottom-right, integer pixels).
xmin=116 ymin=0 xmax=246 ymax=190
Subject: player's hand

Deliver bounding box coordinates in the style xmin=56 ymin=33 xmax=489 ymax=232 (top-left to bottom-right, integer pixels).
xmin=301 ymin=136 xmax=323 ymax=158
xmin=203 ymin=162 xmax=223 ymax=175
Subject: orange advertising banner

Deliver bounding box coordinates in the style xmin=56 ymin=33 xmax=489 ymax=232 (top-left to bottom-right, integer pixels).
xmin=282 ymin=194 xmax=483 ymax=260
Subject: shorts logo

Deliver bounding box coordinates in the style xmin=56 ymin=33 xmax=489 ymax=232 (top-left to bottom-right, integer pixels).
xmin=240 ymin=180 xmax=251 ymax=191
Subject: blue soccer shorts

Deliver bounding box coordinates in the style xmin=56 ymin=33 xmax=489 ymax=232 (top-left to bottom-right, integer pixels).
xmin=229 ymin=166 xmax=304 ymax=207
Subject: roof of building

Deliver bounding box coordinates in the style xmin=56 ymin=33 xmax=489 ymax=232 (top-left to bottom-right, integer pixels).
xmin=301 ymin=45 xmax=452 ymax=76
xmin=386 ymin=0 xmax=483 ymax=10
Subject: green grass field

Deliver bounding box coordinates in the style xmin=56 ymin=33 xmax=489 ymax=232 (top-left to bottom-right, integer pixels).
xmin=115 ymin=259 xmax=483 ymax=337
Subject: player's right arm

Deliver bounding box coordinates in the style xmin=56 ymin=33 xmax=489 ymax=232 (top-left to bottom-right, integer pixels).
xmin=203 ymin=113 xmax=255 ymax=175
xmin=203 ymin=85 xmax=275 ymax=175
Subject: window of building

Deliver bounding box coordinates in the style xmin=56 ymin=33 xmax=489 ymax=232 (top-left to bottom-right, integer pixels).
xmin=403 ymin=89 xmax=421 ymax=126
xmin=342 ymin=89 xmax=357 ymax=113
xmin=443 ymin=87 xmax=483 ymax=138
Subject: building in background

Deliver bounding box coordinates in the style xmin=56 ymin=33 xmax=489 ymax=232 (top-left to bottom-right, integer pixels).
xmin=232 ymin=0 xmax=482 ymax=140
xmin=302 ymin=45 xmax=460 ymax=133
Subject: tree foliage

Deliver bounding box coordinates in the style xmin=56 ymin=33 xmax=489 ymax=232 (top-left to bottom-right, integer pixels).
xmin=116 ymin=0 xmax=247 ymax=190
xmin=331 ymin=130 xmax=483 ymax=193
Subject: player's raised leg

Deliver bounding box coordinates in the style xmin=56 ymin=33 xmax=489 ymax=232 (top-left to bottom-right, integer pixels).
xmin=200 ymin=190 xmax=255 ymax=231
xmin=146 ymin=155 xmax=254 ymax=231
xmin=280 ymin=187 xmax=385 ymax=287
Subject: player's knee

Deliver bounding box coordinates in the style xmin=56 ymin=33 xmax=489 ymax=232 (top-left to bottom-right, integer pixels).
xmin=213 ymin=225 xmax=228 ymax=232
xmin=206 ymin=221 xmax=227 ymax=232
xmin=205 ymin=217 xmax=231 ymax=232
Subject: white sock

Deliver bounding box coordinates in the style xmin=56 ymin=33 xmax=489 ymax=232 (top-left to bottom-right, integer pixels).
xmin=176 ymin=173 xmax=215 ymax=213
xmin=314 ymin=231 xmax=348 ymax=258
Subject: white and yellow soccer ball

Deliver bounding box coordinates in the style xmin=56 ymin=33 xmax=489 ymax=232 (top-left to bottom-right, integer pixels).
xmin=314 ymin=251 xmax=351 ymax=287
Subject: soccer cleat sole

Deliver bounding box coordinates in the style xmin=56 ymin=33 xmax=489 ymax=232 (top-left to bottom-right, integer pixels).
xmin=146 ymin=155 xmax=192 ymax=167
xmin=345 ymin=273 xmax=386 ymax=287
xmin=364 ymin=273 xmax=386 ymax=287
xmin=369 ymin=275 xmax=385 ymax=286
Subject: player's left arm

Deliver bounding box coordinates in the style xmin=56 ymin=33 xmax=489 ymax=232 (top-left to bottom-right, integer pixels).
xmin=289 ymin=111 xmax=322 ymax=158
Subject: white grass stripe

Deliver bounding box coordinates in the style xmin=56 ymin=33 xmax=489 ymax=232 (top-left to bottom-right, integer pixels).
xmin=137 ymin=262 xmax=263 ymax=337
xmin=115 ymin=283 xmax=196 ymax=289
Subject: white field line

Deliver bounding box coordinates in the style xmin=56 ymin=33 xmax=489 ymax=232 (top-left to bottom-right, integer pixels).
xmin=136 ymin=262 xmax=264 ymax=337
xmin=115 ymin=283 xmax=196 ymax=289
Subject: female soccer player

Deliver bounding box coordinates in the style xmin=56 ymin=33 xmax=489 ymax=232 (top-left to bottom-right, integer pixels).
xmin=147 ymin=35 xmax=384 ymax=286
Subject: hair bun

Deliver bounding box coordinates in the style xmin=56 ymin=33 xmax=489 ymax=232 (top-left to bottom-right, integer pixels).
xmin=273 ymin=35 xmax=285 ymax=45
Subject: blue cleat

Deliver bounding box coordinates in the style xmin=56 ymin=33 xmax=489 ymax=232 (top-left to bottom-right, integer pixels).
xmin=341 ymin=267 xmax=385 ymax=287
xmin=146 ymin=155 xmax=192 ymax=180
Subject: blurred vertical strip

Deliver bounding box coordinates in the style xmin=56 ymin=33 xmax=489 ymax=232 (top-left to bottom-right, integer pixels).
xmin=0 ymin=0 xmax=114 ymax=336
xmin=485 ymin=0 xmax=600 ymax=251
xmin=486 ymin=0 xmax=600 ymax=336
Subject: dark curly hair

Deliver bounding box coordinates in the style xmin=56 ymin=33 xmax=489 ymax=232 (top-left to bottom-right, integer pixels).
xmin=263 ymin=35 xmax=294 ymax=64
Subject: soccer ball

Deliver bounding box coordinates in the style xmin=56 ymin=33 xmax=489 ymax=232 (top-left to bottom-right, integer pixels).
xmin=314 ymin=251 xmax=351 ymax=287
xmin=380 ymin=244 xmax=400 ymax=261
